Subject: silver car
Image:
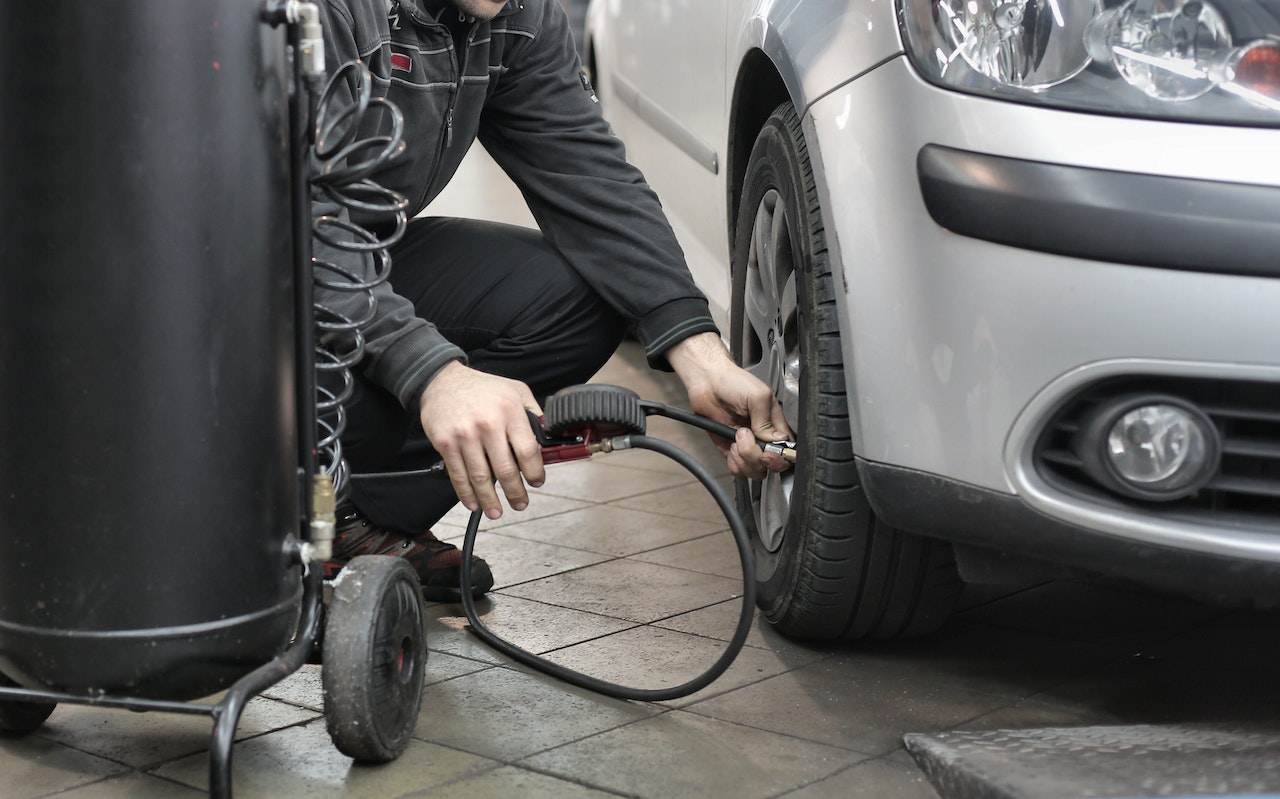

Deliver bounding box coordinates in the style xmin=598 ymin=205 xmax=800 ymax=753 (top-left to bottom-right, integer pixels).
xmin=584 ymin=0 xmax=1280 ymax=639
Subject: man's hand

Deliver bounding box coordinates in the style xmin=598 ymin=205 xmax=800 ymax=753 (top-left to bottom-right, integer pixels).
xmin=665 ymin=332 xmax=793 ymax=480
xmin=418 ymin=361 xmax=545 ymax=519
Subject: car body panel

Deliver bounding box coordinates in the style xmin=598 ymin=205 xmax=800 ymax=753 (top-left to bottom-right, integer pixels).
xmin=585 ymin=0 xmax=1280 ymax=594
xmin=736 ymin=0 xmax=903 ymax=110
xmin=588 ymin=0 xmax=731 ymax=313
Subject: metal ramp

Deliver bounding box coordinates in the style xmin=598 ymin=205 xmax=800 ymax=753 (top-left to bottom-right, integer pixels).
xmin=905 ymin=725 xmax=1280 ymax=799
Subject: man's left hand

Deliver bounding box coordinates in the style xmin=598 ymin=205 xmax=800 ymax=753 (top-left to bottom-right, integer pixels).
xmin=665 ymin=332 xmax=793 ymax=480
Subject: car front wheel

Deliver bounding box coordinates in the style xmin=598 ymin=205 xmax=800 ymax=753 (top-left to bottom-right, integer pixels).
xmin=731 ymin=103 xmax=961 ymax=640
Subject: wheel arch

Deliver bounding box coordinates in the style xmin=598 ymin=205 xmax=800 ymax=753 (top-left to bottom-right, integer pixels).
xmin=726 ymin=44 xmax=861 ymax=452
xmin=726 ymin=51 xmax=791 ymax=255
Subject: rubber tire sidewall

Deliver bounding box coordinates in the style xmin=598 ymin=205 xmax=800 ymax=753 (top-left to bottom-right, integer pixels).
xmin=730 ymin=104 xmax=861 ymax=637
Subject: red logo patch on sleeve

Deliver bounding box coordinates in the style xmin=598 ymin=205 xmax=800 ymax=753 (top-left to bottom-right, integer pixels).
xmin=390 ymin=53 xmax=412 ymax=72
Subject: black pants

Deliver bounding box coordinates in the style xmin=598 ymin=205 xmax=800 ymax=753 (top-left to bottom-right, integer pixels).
xmin=336 ymin=217 xmax=627 ymax=532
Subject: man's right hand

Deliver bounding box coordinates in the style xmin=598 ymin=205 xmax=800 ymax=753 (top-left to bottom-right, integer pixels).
xmin=418 ymin=361 xmax=545 ymax=520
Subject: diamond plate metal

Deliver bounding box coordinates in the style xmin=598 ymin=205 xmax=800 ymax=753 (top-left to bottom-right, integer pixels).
xmin=904 ymin=725 xmax=1280 ymax=799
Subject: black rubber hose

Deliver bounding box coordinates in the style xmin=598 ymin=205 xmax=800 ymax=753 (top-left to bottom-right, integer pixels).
xmin=639 ymin=400 xmax=738 ymax=440
xmin=459 ymin=435 xmax=756 ymax=701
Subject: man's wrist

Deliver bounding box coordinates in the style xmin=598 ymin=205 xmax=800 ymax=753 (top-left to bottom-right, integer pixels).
xmin=665 ymin=331 xmax=734 ymax=384
xmin=412 ymin=358 xmax=466 ymax=413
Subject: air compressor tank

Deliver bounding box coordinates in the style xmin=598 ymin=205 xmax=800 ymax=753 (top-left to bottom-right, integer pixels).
xmin=0 ymin=1 xmax=301 ymax=699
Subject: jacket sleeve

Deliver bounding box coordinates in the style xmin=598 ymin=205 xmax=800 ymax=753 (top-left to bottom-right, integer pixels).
xmin=314 ymin=0 xmax=466 ymax=409
xmin=477 ymin=0 xmax=720 ymax=369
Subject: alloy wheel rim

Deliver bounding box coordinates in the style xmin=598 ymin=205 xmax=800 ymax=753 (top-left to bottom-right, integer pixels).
xmin=741 ymin=188 xmax=800 ymax=554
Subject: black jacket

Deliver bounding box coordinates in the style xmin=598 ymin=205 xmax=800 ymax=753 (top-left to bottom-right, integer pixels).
xmin=315 ymin=0 xmax=717 ymax=408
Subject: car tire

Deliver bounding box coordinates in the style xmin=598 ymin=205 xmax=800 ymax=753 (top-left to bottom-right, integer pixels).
xmin=731 ymin=103 xmax=961 ymax=640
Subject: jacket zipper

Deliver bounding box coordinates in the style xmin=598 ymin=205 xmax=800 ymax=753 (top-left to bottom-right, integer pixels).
xmin=417 ymin=17 xmax=476 ymax=210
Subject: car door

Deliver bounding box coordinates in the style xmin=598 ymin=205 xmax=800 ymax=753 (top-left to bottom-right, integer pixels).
xmin=595 ymin=0 xmax=734 ymax=320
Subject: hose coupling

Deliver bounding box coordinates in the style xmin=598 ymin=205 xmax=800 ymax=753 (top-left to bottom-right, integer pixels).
xmin=263 ymin=1 xmax=326 ymax=79
xmin=305 ymin=472 xmax=337 ymax=563
xmin=589 ymin=435 xmax=632 ymax=456
xmin=290 ymin=2 xmax=326 ymax=80
xmin=762 ymin=441 xmax=799 ymax=464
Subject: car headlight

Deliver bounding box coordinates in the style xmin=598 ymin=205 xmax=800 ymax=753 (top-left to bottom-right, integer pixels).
xmin=899 ymin=0 xmax=1280 ymax=124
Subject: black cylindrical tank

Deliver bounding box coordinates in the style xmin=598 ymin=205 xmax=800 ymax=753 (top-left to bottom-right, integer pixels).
xmin=0 ymin=2 xmax=300 ymax=699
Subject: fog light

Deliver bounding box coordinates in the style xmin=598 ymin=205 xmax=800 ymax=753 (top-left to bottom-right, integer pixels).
xmin=1074 ymin=395 xmax=1220 ymax=501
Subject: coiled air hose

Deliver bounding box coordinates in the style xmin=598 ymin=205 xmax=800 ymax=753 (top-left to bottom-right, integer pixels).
xmin=308 ymin=62 xmax=409 ymax=500
xmin=458 ymin=385 xmax=776 ymax=701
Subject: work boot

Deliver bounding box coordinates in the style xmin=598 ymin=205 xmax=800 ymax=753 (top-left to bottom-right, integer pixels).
xmin=322 ymin=505 xmax=495 ymax=602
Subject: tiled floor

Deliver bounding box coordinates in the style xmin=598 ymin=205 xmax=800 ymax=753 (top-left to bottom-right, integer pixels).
xmin=4 ymin=151 xmax=1279 ymax=798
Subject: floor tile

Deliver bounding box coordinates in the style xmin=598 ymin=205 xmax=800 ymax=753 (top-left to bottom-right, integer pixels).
xmin=34 ymin=697 xmax=317 ymax=769
xmin=839 ymin=619 xmax=1121 ymax=701
xmin=523 ymin=459 xmax=695 ymax=504
xmin=538 ymin=623 xmax=818 ymax=708
xmin=429 ymin=592 xmax=636 ymax=654
xmin=54 ymin=772 xmax=206 ymax=798
xmin=411 ymin=666 xmax=657 ymax=761
xmin=630 ymin=530 xmax=746 ymax=579
xmin=151 ymin=721 xmax=499 ymax=797
xmin=780 ymin=750 xmax=941 ymax=799
xmin=1031 ymin=638 xmax=1280 ymax=725
xmin=683 ymin=656 xmax=1012 ymax=757
xmin=470 ymin=502 xmax=722 ymax=559
xmin=958 ymin=579 xmax=1231 ymax=646
xmin=260 ymin=665 xmax=326 ymax=711
xmin=431 ymin=529 xmax=614 ymax=589
xmin=654 ymin=600 xmax=835 ymax=659
xmin=260 ymin=654 xmax=501 ymax=716
xmin=434 ymin=491 xmax=591 ymax=532
xmin=0 ymin=734 xmax=129 ymax=798
xmin=502 ymin=558 xmax=746 ymax=623
xmin=416 ymin=615 xmax=519 ymax=666
xmin=614 ymin=477 xmax=737 ymax=526
xmin=521 ymin=709 xmax=860 ymax=799
xmin=952 ymin=697 xmax=1113 ymax=732
xmin=424 ymin=764 xmax=624 ymax=798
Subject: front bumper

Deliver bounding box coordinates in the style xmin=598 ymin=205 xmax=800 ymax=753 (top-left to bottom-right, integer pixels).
xmin=803 ymin=55 xmax=1280 ymax=569
xmin=861 ymin=458 xmax=1280 ymax=606
xmin=917 ymin=144 xmax=1280 ymax=279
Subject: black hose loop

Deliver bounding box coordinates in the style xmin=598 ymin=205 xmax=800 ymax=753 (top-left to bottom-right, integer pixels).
xmin=459 ymin=436 xmax=756 ymax=701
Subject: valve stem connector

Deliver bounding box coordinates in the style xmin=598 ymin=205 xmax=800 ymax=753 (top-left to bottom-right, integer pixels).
xmin=589 ymin=435 xmax=632 ymax=456
xmin=762 ymin=441 xmax=799 ymax=464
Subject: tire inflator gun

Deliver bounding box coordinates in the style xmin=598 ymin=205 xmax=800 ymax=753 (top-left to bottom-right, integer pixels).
xmin=455 ymin=382 xmax=797 ymax=702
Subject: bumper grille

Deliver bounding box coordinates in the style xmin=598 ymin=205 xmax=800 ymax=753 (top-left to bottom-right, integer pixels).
xmin=1035 ymin=376 xmax=1280 ymax=527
